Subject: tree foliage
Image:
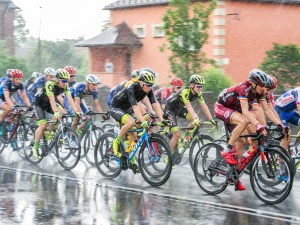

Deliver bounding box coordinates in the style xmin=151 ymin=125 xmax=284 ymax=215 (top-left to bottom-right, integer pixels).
xmin=202 ymin=67 xmax=234 ymax=101
xmin=0 ymin=41 xmax=29 ymax=78
xmin=259 ymin=43 xmax=300 ymax=90
xmin=161 ymin=0 xmax=217 ymax=83
xmin=14 ymin=10 xmax=29 ymax=46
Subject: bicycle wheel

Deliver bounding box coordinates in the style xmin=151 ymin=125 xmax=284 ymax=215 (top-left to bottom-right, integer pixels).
xmin=83 ymin=126 xmax=105 ymax=166
xmin=55 ymin=127 xmax=81 ymax=170
xmin=250 ymin=148 xmax=293 ymax=204
xmin=188 ymin=134 xmax=214 ymax=170
xmin=101 ymin=123 xmax=115 ymax=132
xmin=138 ymin=133 xmax=172 ymax=187
xmin=15 ymin=123 xmax=27 ymax=158
xmin=94 ymin=132 xmax=122 ymax=178
xmin=24 ymin=124 xmax=43 ymax=164
xmin=194 ymin=142 xmax=228 ymax=194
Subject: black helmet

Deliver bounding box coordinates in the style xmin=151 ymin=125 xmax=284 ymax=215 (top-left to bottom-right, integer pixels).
xmin=248 ymin=69 xmax=269 ymax=85
xmin=131 ymin=70 xmax=140 ymax=78
xmin=6 ymin=68 xmax=13 ymax=78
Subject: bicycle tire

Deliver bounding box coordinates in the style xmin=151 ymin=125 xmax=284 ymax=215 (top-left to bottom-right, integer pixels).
xmin=24 ymin=124 xmax=43 ymax=164
xmin=55 ymin=127 xmax=81 ymax=170
xmin=83 ymin=126 xmax=105 ymax=166
xmin=94 ymin=132 xmax=122 ymax=178
xmin=194 ymin=142 xmax=228 ymax=194
xmin=188 ymin=134 xmax=214 ymax=170
xmin=250 ymin=148 xmax=293 ymax=204
xmin=15 ymin=123 xmax=27 ymax=158
xmin=101 ymin=123 xmax=115 ymax=131
xmin=138 ymin=133 xmax=172 ymax=187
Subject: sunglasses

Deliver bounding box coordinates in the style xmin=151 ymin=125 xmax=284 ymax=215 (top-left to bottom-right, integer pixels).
xmin=70 ymin=75 xmax=75 ymax=78
xmin=195 ymin=85 xmax=203 ymax=88
xmin=257 ymin=83 xmax=266 ymax=88
xmin=143 ymin=82 xmax=153 ymax=87
xmin=175 ymin=86 xmax=182 ymax=89
xmin=60 ymin=79 xmax=68 ymax=83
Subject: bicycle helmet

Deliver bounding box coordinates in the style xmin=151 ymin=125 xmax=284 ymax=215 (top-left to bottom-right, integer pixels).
xmin=248 ymin=69 xmax=269 ymax=85
xmin=64 ymin=66 xmax=76 ymax=75
xmin=10 ymin=69 xmax=23 ymax=78
xmin=86 ymin=74 xmax=101 ymax=84
xmin=6 ymin=68 xmax=13 ymax=78
xmin=170 ymin=77 xmax=183 ymax=86
xmin=138 ymin=68 xmax=156 ymax=84
xmin=189 ymin=74 xmax=205 ymax=85
xmin=267 ymin=75 xmax=278 ymax=89
xmin=31 ymin=72 xmax=43 ymax=79
xmin=131 ymin=70 xmax=140 ymax=78
xmin=44 ymin=67 xmax=56 ymax=76
xmin=55 ymin=69 xmax=70 ymax=80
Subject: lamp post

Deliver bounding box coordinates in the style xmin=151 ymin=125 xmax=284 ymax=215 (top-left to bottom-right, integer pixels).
xmin=37 ymin=6 xmax=42 ymax=72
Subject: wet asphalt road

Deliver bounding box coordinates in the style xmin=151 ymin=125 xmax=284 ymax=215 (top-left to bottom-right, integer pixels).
xmin=0 ymin=145 xmax=300 ymax=225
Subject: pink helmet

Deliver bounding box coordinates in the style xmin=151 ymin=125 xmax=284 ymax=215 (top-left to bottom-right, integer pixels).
xmin=10 ymin=69 xmax=23 ymax=78
xmin=170 ymin=77 xmax=183 ymax=86
xmin=64 ymin=66 xmax=76 ymax=75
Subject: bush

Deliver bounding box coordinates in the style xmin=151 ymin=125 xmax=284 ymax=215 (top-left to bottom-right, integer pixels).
xmin=202 ymin=67 xmax=234 ymax=101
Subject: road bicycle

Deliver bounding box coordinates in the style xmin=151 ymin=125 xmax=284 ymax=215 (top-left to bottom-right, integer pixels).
xmin=160 ymin=121 xmax=216 ymax=170
xmin=0 ymin=105 xmax=32 ymax=158
xmin=94 ymin=121 xmax=172 ymax=187
xmin=194 ymin=125 xmax=293 ymax=204
xmin=24 ymin=114 xmax=81 ymax=170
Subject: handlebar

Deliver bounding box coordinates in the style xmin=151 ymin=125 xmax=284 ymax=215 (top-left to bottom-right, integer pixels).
xmin=240 ymin=125 xmax=285 ymax=141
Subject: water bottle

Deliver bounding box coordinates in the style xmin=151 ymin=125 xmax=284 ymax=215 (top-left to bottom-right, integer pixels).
xmin=242 ymin=150 xmax=251 ymax=158
xmin=124 ymin=140 xmax=130 ymax=152
xmin=181 ymin=136 xmax=190 ymax=148
xmin=8 ymin=123 xmax=15 ymax=132
xmin=129 ymin=139 xmax=138 ymax=152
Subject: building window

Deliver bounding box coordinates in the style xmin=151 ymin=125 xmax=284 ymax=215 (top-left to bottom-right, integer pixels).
xmin=151 ymin=23 xmax=164 ymax=37
xmin=213 ymin=18 xmax=226 ymax=26
xmin=213 ymin=38 xmax=226 ymax=46
xmin=213 ymin=28 xmax=226 ymax=36
xmin=125 ymin=54 xmax=131 ymax=76
xmin=213 ymin=8 xmax=226 ymax=16
xmin=213 ymin=48 xmax=226 ymax=56
xmin=134 ymin=24 xmax=146 ymax=38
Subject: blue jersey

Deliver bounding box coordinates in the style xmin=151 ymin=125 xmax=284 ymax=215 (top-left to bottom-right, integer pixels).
xmin=70 ymin=82 xmax=98 ymax=100
xmin=0 ymin=78 xmax=25 ymax=101
xmin=275 ymin=88 xmax=300 ymax=112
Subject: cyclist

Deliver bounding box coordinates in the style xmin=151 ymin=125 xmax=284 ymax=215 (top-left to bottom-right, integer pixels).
xmin=214 ymin=69 xmax=283 ymax=190
xmin=0 ymin=68 xmax=13 ymax=83
xmin=0 ymin=69 xmax=32 ymax=142
xmin=64 ymin=66 xmax=77 ymax=87
xmin=155 ymin=77 xmax=183 ymax=110
xmin=110 ymin=68 xmax=168 ymax=170
xmin=165 ymin=74 xmax=216 ymax=157
xmin=64 ymin=74 xmax=103 ymax=134
xmin=32 ymin=68 xmax=82 ymax=159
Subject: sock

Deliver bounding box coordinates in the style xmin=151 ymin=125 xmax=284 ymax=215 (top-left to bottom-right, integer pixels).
xmin=225 ymin=144 xmax=233 ymax=153
xmin=34 ymin=142 xmax=39 ymax=149
xmin=279 ymin=163 xmax=286 ymax=175
xmin=115 ymin=136 xmax=122 ymax=144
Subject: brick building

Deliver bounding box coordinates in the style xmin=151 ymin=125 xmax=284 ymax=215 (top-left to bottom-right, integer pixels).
xmin=0 ymin=0 xmax=18 ymax=54
xmin=76 ymin=0 xmax=300 ymax=88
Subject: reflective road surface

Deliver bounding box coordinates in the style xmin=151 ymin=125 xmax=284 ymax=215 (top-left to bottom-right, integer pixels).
xmin=0 ymin=147 xmax=300 ymax=225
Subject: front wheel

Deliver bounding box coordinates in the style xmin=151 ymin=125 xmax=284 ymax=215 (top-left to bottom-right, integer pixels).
xmin=138 ymin=133 xmax=172 ymax=187
xmin=15 ymin=124 xmax=27 ymax=158
xmin=55 ymin=127 xmax=81 ymax=170
xmin=250 ymin=148 xmax=293 ymax=204
xmin=194 ymin=142 xmax=228 ymax=195
xmin=24 ymin=124 xmax=43 ymax=164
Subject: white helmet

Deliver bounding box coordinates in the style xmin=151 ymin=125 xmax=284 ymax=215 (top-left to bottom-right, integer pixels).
xmin=86 ymin=74 xmax=101 ymax=84
xmin=44 ymin=67 xmax=56 ymax=76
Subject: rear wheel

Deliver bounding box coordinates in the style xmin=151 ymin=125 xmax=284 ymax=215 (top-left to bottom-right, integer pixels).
xmin=194 ymin=142 xmax=228 ymax=194
xmin=15 ymin=124 xmax=26 ymax=158
xmin=94 ymin=132 xmax=122 ymax=178
xmin=24 ymin=124 xmax=43 ymax=164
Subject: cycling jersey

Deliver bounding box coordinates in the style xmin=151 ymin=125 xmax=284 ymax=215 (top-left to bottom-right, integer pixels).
xmin=64 ymin=82 xmax=98 ymax=114
xmin=33 ymin=80 xmax=70 ymax=110
xmin=24 ymin=77 xmax=35 ymax=90
xmin=154 ymin=87 xmax=171 ymax=105
xmin=217 ymin=80 xmax=265 ymax=113
xmin=0 ymin=78 xmax=25 ymax=101
xmin=28 ymin=76 xmax=46 ymax=95
xmin=166 ymin=87 xmax=204 ymax=109
xmin=110 ymin=82 xmax=156 ymax=122
xmin=274 ymin=88 xmax=300 ymax=126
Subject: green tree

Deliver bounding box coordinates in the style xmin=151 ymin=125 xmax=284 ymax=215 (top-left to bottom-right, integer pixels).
xmin=14 ymin=10 xmax=29 ymax=46
xmin=0 ymin=40 xmax=29 ymax=78
xmin=259 ymin=43 xmax=300 ymax=90
xmin=202 ymin=67 xmax=234 ymax=101
xmin=161 ymin=0 xmax=217 ymax=83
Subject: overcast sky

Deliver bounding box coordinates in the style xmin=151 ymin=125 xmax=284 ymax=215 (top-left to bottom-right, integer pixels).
xmin=13 ymin=0 xmax=116 ymax=41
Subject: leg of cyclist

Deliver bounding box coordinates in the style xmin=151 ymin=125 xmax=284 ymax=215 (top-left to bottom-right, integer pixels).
xmin=0 ymin=101 xmax=13 ymax=139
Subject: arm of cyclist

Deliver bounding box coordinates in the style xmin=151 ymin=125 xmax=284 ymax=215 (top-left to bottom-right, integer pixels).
xmin=142 ymin=96 xmax=155 ymax=115
xmin=49 ymin=95 xmax=63 ymax=119
xmin=200 ymin=102 xmax=216 ymax=126
xmin=3 ymin=90 xmax=14 ymax=108
xmin=152 ymin=101 xmax=164 ymax=121
xmin=240 ymin=99 xmax=267 ymax=136
xmin=66 ymin=93 xmax=82 ymax=117
xmin=132 ymin=104 xmax=147 ymax=127
xmin=260 ymin=100 xmax=283 ymax=127
xmin=267 ymin=103 xmax=281 ymax=121
xmin=94 ymin=99 xmax=103 ymax=113
xmin=56 ymin=95 xmax=65 ymax=108
xmin=19 ymin=90 xmax=31 ymax=108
